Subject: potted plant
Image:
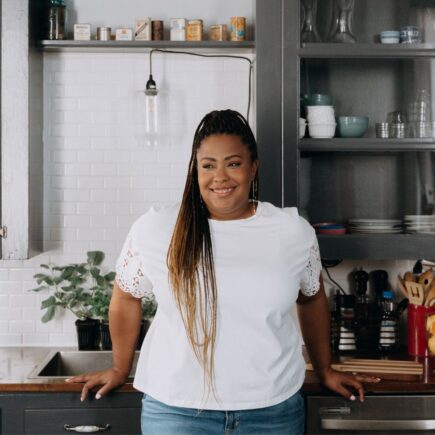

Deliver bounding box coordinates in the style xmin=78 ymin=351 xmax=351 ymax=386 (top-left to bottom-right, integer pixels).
xmin=31 ymin=251 xmax=115 ymax=350
xmin=137 ymin=293 xmax=158 ymax=349
xmin=92 ymin=285 xmax=113 ymax=350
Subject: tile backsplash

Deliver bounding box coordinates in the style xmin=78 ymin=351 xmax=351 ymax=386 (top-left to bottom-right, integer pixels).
xmin=0 ymin=50 xmax=415 ymax=346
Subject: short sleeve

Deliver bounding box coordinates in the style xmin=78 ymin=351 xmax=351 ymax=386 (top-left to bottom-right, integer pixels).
xmin=299 ymin=236 xmax=322 ymax=297
xmin=115 ymin=222 xmax=153 ymax=299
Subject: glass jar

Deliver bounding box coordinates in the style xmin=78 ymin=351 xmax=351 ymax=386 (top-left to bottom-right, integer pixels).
xmin=301 ymin=0 xmax=321 ymax=43
xmin=48 ymin=0 xmax=66 ymax=40
xmin=327 ymin=0 xmax=356 ymax=43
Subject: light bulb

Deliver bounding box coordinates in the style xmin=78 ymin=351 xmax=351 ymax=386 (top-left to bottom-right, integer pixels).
xmin=144 ymin=75 xmax=159 ymax=146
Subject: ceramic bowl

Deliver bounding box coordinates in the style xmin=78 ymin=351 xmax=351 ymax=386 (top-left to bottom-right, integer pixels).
xmin=380 ymin=30 xmax=400 ymax=44
xmin=299 ymin=118 xmax=306 ymax=138
xmin=337 ymin=116 xmax=369 ymax=138
xmin=308 ymin=123 xmax=336 ymax=139
xmin=302 ymin=94 xmax=334 ymax=106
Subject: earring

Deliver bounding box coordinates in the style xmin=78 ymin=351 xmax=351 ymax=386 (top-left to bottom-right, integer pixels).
xmin=250 ymin=178 xmax=258 ymax=201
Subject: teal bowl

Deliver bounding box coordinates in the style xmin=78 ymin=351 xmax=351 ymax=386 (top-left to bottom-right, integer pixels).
xmin=301 ymin=93 xmax=334 ymax=107
xmin=337 ymin=116 xmax=369 ymax=138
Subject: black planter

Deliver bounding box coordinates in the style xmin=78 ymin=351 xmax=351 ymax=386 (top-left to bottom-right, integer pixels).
xmin=100 ymin=321 xmax=112 ymax=350
xmin=75 ymin=318 xmax=101 ymax=350
xmin=136 ymin=320 xmax=150 ymax=350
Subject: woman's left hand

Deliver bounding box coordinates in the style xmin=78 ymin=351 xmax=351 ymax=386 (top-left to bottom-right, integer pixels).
xmin=317 ymin=367 xmax=381 ymax=403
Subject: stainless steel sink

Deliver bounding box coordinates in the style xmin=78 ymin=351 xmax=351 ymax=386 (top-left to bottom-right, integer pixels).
xmin=28 ymin=350 xmax=140 ymax=379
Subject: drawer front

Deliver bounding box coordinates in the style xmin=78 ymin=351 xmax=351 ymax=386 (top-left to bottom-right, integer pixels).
xmin=25 ymin=408 xmax=141 ymax=434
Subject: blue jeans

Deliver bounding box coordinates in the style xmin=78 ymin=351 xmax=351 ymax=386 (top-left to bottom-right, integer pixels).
xmin=141 ymin=390 xmax=305 ymax=435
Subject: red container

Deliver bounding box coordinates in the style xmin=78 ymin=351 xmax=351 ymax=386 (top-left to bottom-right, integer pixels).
xmin=407 ymin=304 xmax=435 ymax=356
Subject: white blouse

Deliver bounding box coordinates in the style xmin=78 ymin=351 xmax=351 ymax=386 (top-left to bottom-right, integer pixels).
xmin=116 ymin=201 xmax=322 ymax=410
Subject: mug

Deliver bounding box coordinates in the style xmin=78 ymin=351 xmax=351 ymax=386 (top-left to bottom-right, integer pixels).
xmin=407 ymin=304 xmax=435 ymax=356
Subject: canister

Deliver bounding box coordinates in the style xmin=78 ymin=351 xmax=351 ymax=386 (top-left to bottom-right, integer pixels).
xmin=187 ymin=19 xmax=203 ymax=41
xmin=135 ymin=18 xmax=151 ymax=41
xmin=74 ymin=23 xmax=91 ymax=40
xmin=229 ymin=17 xmax=246 ymax=41
xmin=209 ymin=24 xmax=227 ymax=41
xmin=400 ymin=26 xmax=420 ymax=44
xmin=96 ymin=27 xmax=111 ymax=41
xmin=170 ymin=18 xmax=186 ymax=41
xmin=152 ymin=20 xmax=164 ymax=40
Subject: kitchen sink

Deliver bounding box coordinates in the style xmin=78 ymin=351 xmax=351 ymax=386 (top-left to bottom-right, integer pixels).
xmin=28 ymin=350 xmax=140 ymax=379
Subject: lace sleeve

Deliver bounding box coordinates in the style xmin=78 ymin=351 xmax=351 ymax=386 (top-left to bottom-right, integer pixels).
xmin=115 ymin=229 xmax=153 ymax=299
xmin=299 ymin=236 xmax=322 ymax=297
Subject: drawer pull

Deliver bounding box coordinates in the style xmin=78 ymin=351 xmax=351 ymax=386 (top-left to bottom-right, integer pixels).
xmin=321 ymin=419 xmax=435 ymax=431
xmin=64 ymin=424 xmax=110 ymax=433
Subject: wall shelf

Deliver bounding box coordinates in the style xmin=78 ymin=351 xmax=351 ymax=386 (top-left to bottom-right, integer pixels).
xmin=299 ymin=43 xmax=435 ymax=59
xmin=299 ymin=138 xmax=435 ymax=152
xmin=39 ymin=40 xmax=255 ymax=53
xmin=318 ymin=234 xmax=435 ymax=260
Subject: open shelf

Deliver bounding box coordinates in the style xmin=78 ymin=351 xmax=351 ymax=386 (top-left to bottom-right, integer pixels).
xmin=299 ymin=138 xmax=435 ymax=152
xmin=318 ymin=234 xmax=435 ymax=260
xmin=39 ymin=40 xmax=255 ymax=52
xmin=299 ymin=43 xmax=435 ymax=59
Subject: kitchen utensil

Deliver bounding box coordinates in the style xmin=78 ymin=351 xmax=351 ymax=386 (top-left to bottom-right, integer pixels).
xmin=424 ymin=279 xmax=435 ymax=306
xmin=419 ymin=270 xmax=434 ymax=292
xmin=397 ymin=275 xmax=408 ymax=298
xmin=405 ymin=282 xmax=424 ymax=306
xmin=404 ymin=271 xmax=416 ymax=282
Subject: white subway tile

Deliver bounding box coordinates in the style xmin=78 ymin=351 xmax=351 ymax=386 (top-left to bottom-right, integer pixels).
xmin=91 ymin=189 xmax=117 ymax=202
xmin=105 ymin=203 xmax=131 ymax=215
xmin=23 ymin=333 xmax=50 ymax=346
xmin=0 ymin=335 xmax=22 ymax=346
xmin=50 ymin=98 xmax=78 ymax=111
xmin=49 ymin=333 xmax=76 ymax=346
xmin=77 ymin=176 xmax=105 ymax=190
xmin=77 ymin=202 xmax=106 ymax=215
xmin=79 ymin=124 xmax=107 ymax=137
xmin=8 ymin=269 xmax=37 ymax=282
xmin=78 ymin=150 xmax=104 ymax=163
xmin=64 ymin=215 xmax=91 ymax=227
xmin=104 ymin=151 xmax=130 ymax=163
xmin=9 ymin=321 xmax=35 ymax=333
xmin=104 ymin=177 xmax=130 ymax=189
xmin=51 ymin=124 xmax=79 ymax=138
xmin=65 ymin=85 xmax=94 ymax=98
xmin=90 ymin=216 xmax=117 ymax=228
xmin=51 ymin=176 xmax=77 ymax=189
xmin=0 ymin=296 xmax=9 ymax=306
xmin=0 ymin=308 xmax=22 ymax=321
xmin=51 ymin=202 xmax=77 ymax=215
xmin=93 ymin=112 xmax=116 ymax=124
xmin=0 ymin=321 xmax=9 ymax=333
xmin=117 ymin=189 xmax=144 ymax=202
xmin=65 ymin=164 xmax=91 ymax=176
xmin=51 ymin=227 xmax=77 ymax=241
xmin=77 ymin=228 xmax=104 ymax=241
xmin=64 ymin=111 xmax=94 ymax=124
xmin=92 ymin=163 xmax=118 ymax=176
xmin=64 ymin=136 xmax=92 ymax=149
xmin=64 ymin=189 xmax=91 ymax=202
xmin=117 ymin=163 xmax=144 ymax=176
xmin=9 ymin=294 xmax=36 ymax=308
xmin=54 ymin=71 xmax=79 ymax=84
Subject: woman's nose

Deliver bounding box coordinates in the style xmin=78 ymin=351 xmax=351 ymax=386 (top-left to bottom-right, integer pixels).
xmin=213 ymin=166 xmax=229 ymax=182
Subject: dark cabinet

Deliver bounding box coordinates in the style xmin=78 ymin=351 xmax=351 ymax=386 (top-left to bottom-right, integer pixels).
xmin=256 ymin=0 xmax=435 ymax=260
xmin=0 ymin=392 xmax=142 ymax=434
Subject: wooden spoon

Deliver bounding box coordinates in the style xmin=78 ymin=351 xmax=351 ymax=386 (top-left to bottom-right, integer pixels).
xmin=405 ymin=281 xmax=425 ymax=306
xmin=397 ymin=275 xmax=408 ymax=298
xmin=424 ymin=279 xmax=435 ymax=307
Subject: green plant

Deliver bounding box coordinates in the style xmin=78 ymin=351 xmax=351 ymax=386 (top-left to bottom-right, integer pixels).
xmin=31 ymin=251 xmax=115 ymax=323
xmin=142 ymin=293 xmax=157 ymax=320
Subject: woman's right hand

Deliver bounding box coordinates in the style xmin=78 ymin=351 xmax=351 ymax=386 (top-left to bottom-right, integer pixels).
xmin=66 ymin=367 xmax=129 ymax=401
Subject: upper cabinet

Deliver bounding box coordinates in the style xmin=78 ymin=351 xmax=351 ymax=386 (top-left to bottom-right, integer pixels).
xmin=1 ymin=0 xmax=43 ymax=260
xmin=256 ymin=0 xmax=435 ymax=259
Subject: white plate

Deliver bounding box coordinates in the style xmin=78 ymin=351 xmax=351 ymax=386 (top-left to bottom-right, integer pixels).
xmin=349 ymin=219 xmax=402 ymax=224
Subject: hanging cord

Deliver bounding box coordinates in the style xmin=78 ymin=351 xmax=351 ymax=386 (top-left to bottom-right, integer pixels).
xmin=322 ymin=262 xmax=346 ymax=295
xmin=149 ymin=48 xmax=253 ymax=121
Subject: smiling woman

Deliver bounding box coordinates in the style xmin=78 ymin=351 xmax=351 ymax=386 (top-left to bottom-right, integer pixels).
xmin=67 ymin=110 xmax=380 ymax=435
xmin=197 ymin=134 xmax=258 ymax=221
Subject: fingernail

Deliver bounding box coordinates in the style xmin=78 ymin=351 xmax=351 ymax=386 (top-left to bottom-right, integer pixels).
xmin=360 ymin=397 xmax=364 ymax=403
xmin=96 ymin=393 xmax=101 ymax=400
xmin=80 ymin=396 xmax=84 ymax=402
xmin=65 ymin=378 xmax=71 ymax=382
xmin=350 ymin=395 xmax=356 ymax=401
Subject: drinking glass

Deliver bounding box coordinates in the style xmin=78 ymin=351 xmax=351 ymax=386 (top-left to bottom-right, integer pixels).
xmin=301 ymin=0 xmax=321 ymax=43
xmin=327 ymin=0 xmax=356 ymax=43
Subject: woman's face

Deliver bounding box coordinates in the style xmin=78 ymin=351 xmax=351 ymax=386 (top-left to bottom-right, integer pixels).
xmin=196 ymin=134 xmax=258 ymax=221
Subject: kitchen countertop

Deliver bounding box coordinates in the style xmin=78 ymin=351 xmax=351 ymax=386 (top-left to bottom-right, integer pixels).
xmin=2 ymin=347 xmax=435 ymax=394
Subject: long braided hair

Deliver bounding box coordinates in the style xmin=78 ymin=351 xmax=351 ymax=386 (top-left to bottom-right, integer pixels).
xmin=167 ymin=109 xmax=259 ymax=397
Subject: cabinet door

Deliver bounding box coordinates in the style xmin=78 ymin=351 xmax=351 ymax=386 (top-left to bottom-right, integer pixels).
xmin=25 ymin=408 xmax=141 ymax=434
xmin=1 ymin=0 xmax=43 ymax=260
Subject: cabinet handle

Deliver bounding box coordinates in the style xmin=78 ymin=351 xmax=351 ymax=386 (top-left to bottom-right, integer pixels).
xmin=322 ymin=418 xmax=435 ymax=431
xmin=64 ymin=424 xmax=110 ymax=433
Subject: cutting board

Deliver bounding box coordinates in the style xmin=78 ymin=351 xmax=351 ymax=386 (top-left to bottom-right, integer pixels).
xmin=306 ymin=358 xmax=423 ymax=381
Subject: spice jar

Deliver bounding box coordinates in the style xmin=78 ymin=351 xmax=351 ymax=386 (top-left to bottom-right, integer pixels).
xmin=47 ymin=0 xmax=66 ymax=40
xmin=187 ymin=20 xmax=203 ymax=41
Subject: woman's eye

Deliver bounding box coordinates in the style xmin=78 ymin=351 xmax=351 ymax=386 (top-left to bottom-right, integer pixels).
xmin=228 ymin=162 xmax=241 ymax=168
xmin=202 ymin=164 xmax=214 ymax=170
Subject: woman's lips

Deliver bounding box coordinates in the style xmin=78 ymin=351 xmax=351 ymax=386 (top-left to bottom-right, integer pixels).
xmin=211 ymin=187 xmax=236 ymax=197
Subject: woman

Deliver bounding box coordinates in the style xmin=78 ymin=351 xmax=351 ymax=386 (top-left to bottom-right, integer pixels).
xmin=67 ymin=110 xmax=379 ymax=434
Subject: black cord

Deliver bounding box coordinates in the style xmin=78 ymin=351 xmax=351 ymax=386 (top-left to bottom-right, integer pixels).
xmin=149 ymin=48 xmax=253 ymax=121
xmin=323 ymin=265 xmax=346 ymax=294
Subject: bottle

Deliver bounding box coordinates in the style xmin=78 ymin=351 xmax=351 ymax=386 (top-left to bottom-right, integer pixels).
xmin=378 ymin=290 xmax=398 ymax=352
xmin=48 ymin=0 xmax=66 ymax=40
xmin=144 ymin=75 xmax=159 ymax=146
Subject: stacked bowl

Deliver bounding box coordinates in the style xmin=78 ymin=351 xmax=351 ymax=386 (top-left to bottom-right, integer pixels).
xmin=306 ymin=105 xmax=336 ymax=138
